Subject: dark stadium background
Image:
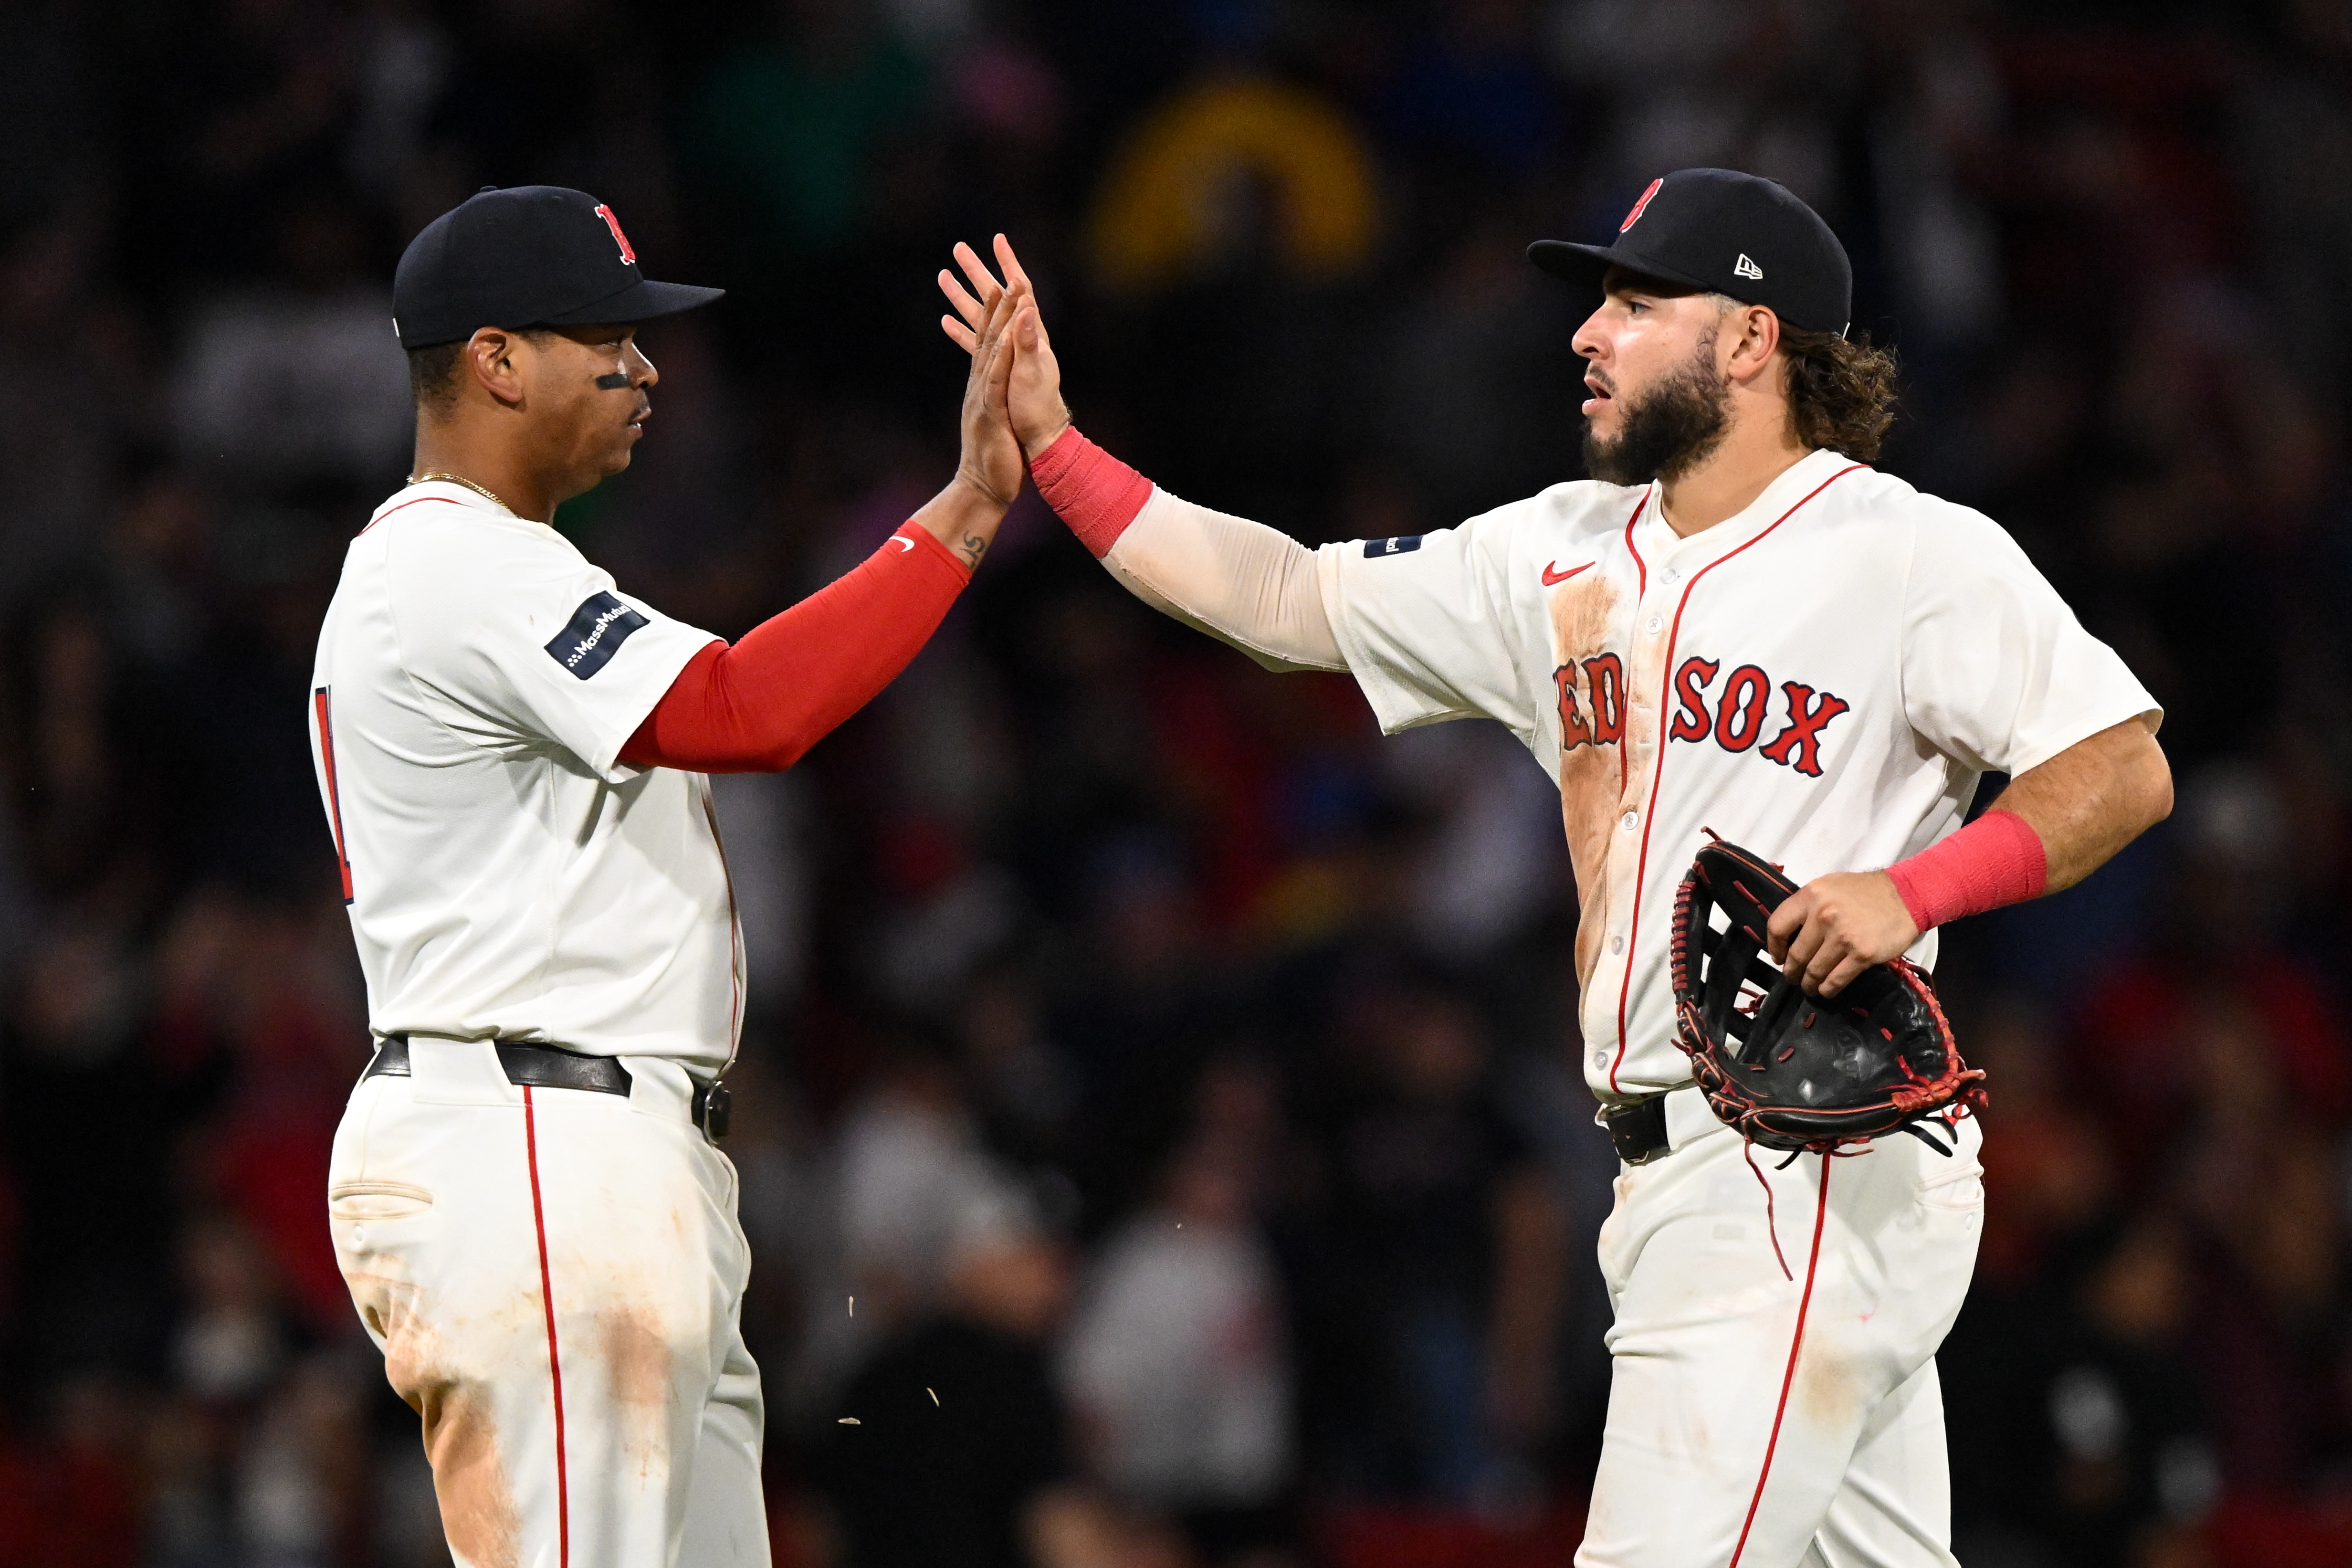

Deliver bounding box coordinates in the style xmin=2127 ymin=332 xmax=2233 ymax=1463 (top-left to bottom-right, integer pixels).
xmin=2 ymin=0 xmax=2348 ymax=1563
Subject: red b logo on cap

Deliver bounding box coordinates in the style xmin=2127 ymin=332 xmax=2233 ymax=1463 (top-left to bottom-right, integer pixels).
xmin=1619 ymin=178 xmax=1663 ymax=233
xmin=595 ymin=203 xmax=636 ymax=264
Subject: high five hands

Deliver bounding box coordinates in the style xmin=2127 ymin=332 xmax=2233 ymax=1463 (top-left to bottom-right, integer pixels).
xmin=940 ymin=235 xmax=1072 ymax=461
xmin=903 ymin=235 xmax=1031 ymax=568
xmin=948 ymin=257 xmax=1027 ymax=515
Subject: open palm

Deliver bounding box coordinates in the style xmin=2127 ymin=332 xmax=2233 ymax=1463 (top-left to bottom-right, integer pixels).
xmin=939 ymin=233 xmax=1071 ymax=460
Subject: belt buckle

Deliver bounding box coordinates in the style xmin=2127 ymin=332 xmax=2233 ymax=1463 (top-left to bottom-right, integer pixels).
xmin=1602 ymin=1095 xmax=1671 ymax=1166
xmin=694 ymin=1081 xmax=732 ymax=1141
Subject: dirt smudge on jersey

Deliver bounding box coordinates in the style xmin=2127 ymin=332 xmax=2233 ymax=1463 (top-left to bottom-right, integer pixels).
xmin=1549 ymin=572 xmax=1624 ymax=990
xmin=1550 ymin=564 xmax=1618 ymax=658
xmin=599 ymin=1304 xmax=676 ymax=1482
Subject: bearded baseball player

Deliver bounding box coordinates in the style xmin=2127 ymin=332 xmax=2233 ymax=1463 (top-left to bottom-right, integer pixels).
xmin=941 ymin=169 xmax=2172 ymax=1566
xmin=311 ymin=185 xmax=1031 ymax=1567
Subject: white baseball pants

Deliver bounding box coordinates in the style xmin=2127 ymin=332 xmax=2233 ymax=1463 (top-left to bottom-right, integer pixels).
xmin=1576 ymin=1088 xmax=1984 ymax=1568
xmin=327 ymin=1038 xmax=769 ymax=1568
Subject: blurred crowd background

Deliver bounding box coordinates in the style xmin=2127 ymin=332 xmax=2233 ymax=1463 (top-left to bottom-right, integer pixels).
xmin=2 ymin=0 xmax=2350 ymax=1564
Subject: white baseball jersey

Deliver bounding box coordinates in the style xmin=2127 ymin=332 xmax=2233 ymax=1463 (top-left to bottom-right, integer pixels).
xmin=308 ymin=480 xmax=741 ymax=1071
xmin=1316 ymin=446 xmax=2157 ymax=1100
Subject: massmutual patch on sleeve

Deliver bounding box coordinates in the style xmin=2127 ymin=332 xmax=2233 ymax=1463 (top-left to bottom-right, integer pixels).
xmin=1363 ymin=535 xmax=1423 ymax=558
xmin=545 ymin=591 xmax=650 ymax=679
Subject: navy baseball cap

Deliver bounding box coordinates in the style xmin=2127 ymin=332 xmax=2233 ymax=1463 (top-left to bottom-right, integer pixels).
xmin=392 ymin=185 xmax=723 ymax=350
xmin=1528 ymin=168 xmax=1851 ymax=337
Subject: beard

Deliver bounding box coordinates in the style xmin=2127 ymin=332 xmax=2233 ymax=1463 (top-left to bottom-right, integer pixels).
xmin=1581 ymin=333 xmax=1732 ymax=486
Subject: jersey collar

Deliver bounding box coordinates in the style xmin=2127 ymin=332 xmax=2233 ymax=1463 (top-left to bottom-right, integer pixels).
xmin=1638 ymin=447 xmax=1856 ymax=572
xmin=366 ymin=477 xmax=526 ymax=530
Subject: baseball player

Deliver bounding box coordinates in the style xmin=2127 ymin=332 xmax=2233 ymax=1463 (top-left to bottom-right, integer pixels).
xmin=311 ymin=186 xmax=1032 ymax=1568
xmin=940 ymin=170 xmax=2172 ymax=1567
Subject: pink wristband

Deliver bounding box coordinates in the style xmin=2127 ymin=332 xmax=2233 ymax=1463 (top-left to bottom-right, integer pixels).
xmin=1884 ymin=808 xmax=2048 ymax=933
xmin=1029 ymin=426 xmax=1154 ymax=558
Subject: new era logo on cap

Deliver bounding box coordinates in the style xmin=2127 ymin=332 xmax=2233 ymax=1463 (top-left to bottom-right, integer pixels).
xmin=1734 ymin=253 xmax=1764 ymax=280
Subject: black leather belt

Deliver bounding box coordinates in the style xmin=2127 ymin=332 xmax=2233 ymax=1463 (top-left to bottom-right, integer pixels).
xmin=1602 ymin=1094 xmax=1671 ymax=1165
xmin=364 ymin=1035 xmax=730 ymax=1139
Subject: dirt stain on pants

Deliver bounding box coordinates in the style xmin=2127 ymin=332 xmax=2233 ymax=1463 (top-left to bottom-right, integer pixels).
xmin=600 ymin=1304 xmax=678 ymax=1484
xmin=383 ymin=1307 xmax=523 ymax=1568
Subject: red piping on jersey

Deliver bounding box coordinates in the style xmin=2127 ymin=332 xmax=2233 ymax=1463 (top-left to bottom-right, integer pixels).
xmin=1727 ymin=1158 xmax=1832 ymax=1568
xmin=357 ymin=494 xmax=446 ymax=536
xmin=523 ymin=1089 xmax=572 ymax=1568
xmin=1615 ymin=494 xmax=1650 ymax=799
xmin=1623 ymin=489 xmax=1650 ymax=598
xmin=699 ymin=789 xmax=746 ymax=1078
xmin=1609 ymin=465 xmax=1862 ymax=1094
xmin=313 ymin=688 xmax=354 ymax=904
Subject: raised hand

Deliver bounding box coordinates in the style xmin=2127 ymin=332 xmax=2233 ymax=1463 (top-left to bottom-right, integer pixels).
xmin=939 ymin=234 xmax=1072 ymax=459
xmin=953 ymin=268 xmax=1025 ymax=513
xmin=895 ymin=259 xmax=1025 ymax=570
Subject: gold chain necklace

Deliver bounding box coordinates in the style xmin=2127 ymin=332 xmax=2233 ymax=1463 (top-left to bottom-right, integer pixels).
xmin=410 ymin=469 xmax=514 ymax=513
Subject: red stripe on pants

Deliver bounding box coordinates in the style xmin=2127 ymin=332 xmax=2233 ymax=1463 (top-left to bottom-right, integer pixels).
xmin=1727 ymin=1157 xmax=1832 ymax=1568
xmin=524 ymin=1087 xmax=571 ymax=1567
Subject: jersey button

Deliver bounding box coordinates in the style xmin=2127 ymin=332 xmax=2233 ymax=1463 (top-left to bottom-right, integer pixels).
xmin=1610 ymin=935 xmax=1625 ymax=954
xmin=1619 ymin=810 xmax=1638 ymax=832
xmin=1645 ymin=615 xmax=1662 ymax=634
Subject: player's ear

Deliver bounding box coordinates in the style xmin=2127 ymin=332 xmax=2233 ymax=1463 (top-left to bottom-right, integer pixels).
xmin=1726 ymin=303 xmax=1781 ymax=386
xmin=465 ymin=327 xmax=529 ymax=409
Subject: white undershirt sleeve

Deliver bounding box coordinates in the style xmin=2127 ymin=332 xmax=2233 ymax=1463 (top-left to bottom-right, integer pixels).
xmin=1099 ymin=488 xmax=1347 ymax=673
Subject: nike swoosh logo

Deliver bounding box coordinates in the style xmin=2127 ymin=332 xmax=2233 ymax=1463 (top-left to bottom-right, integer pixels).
xmin=889 ymin=535 xmax=915 ymax=553
xmin=1542 ymin=560 xmax=1593 ymax=586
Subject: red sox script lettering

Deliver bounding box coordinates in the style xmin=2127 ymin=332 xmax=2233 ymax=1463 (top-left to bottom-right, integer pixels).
xmin=1666 ymin=655 xmax=1849 ymax=776
xmin=1555 ymin=652 xmax=1627 ymax=749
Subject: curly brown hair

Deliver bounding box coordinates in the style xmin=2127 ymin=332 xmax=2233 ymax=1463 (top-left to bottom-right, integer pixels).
xmin=1778 ymin=325 xmax=1900 ymax=462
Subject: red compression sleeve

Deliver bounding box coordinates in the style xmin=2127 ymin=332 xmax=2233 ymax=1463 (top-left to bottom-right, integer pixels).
xmin=1884 ymin=808 xmax=2049 ymax=933
xmin=619 ymin=526 xmax=970 ymax=772
xmin=1030 ymin=426 xmax=1153 ymax=558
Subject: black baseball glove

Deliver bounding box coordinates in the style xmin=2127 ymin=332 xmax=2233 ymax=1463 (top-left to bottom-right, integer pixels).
xmin=1670 ymin=836 xmax=1987 ymax=1155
